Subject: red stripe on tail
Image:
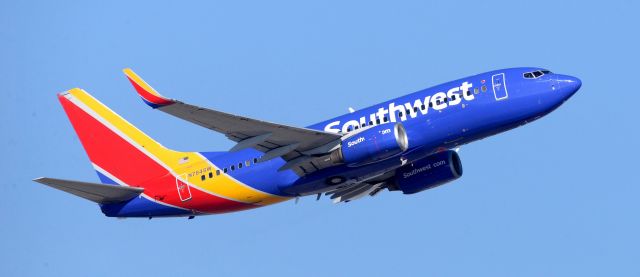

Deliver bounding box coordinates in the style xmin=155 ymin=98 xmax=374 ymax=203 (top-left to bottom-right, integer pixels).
xmin=58 ymin=94 xmax=254 ymax=214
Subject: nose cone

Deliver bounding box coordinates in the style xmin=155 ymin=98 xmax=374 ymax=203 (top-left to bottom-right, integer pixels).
xmin=555 ymin=75 xmax=582 ymax=99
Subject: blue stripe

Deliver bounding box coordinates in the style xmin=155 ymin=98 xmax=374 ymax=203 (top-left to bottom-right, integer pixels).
xmin=95 ymin=171 xmax=118 ymax=186
xmin=141 ymin=98 xmax=163 ymax=109
xmin=100 ymin=197 xmax=191 ymax=217
xmin=95 ymin=170 xmax=191 ymax=217
xmin=199 ymin=150 xmax=297 ymax=197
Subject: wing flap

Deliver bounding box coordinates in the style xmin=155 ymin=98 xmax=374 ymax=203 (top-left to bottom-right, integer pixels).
xmin=33 ymin=177 xmax=144 ymax=204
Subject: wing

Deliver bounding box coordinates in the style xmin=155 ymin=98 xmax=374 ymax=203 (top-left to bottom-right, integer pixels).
xmin=123 ymin=69 xmax=342 ymax=175
xmin=324 ymin=181 xmax=387 ymax=203
xmin=315 ymin=169 xmax=396 ymax=203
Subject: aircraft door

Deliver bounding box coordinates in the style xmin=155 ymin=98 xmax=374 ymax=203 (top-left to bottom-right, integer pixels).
xmin=176 ymin=174 xmax=192 ymax=202
xmin=492 ymin=73 xmax=508 ymax=101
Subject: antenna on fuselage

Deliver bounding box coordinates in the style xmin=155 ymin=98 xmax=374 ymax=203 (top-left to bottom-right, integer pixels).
xmin=348 ymin=107 xmax=355 ymax=113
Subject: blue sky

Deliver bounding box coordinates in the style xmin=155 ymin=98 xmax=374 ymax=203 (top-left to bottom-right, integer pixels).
xmin=2 ymin=0 xmax=639 ymax=276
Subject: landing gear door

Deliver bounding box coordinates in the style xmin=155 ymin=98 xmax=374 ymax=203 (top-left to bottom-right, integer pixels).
xmin=176 ymin=174 xmax=192 ymax=202
xmin=492 ymin=73 xmax=508 ymax=101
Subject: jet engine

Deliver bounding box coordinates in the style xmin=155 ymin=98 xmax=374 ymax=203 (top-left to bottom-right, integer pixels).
xmin=390 ymin=150 xmax=463 ymax=194
xmin=330 ymin=123 xmax=409 ymax=165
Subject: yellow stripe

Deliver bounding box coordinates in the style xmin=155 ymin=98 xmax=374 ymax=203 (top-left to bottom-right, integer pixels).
xmin=123 ymin=68 xmax=163 ymax=98
xmin=68 ymin=88 xmax=289 ymax=205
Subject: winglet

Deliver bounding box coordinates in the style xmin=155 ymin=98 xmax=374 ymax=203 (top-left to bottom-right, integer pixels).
xmin=123 ymin=68 xmax=175 ymax=108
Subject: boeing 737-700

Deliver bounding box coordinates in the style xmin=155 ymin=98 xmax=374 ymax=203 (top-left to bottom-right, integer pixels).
xmin=34 ymin=67 xmax=581 ymax=218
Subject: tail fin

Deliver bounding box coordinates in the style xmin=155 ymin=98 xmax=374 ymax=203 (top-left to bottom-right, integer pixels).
xmin=58 ymin=88 xmax=187 ymax=186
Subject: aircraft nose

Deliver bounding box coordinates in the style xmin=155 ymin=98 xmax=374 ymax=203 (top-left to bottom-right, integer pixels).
xmin=555 ymin=74 xmax=582 ymax=99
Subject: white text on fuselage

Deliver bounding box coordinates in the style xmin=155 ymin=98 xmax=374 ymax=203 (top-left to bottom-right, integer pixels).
xmin=324 ymin=82 xmax=474 ymax=133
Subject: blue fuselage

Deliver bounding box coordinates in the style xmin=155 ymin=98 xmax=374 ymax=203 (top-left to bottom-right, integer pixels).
xmin=201 ymin=67 xmax=581 ymax=197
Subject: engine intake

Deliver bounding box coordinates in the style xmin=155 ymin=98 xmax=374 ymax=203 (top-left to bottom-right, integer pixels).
xmin=330 ymin=123 xmax=408 ymax=165
xmin=391 ymin=150 xmax=463 ymax=194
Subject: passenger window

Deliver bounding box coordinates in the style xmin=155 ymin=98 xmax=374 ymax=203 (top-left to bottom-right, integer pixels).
xmin=231 ymin=165 xmax=235 ymax=171
xmin=238 ymin=162 xmax=243 ymax=169
xmin=201 ymin=175 xmax=205 ymax=181
xmin=474 ymin=88 xmax=479 ymax=94
xmin=246 ymin=160 xmax=250 ymax=167
xmin=429 ymin=102 xmax=433 ymax=107
xmin=481 ymin=85 xmax=487 ymax=92
xmin=413 ymin=107 xmax=418 ymax=112
xmin=208 ymin=172 xmax=213 ymax=178
xmin=361 ymin=122 xmax=366 ymax=127
xmin=216 ymin=170 xmax=220 ymax=175
xmin=383 ymin=116 xmax=388 ymax=122
xmin=399 ymin=112 xmax=403 ymax=117
xmin=223 ymin=168 xmax=228 ymax=173
xmin=376 ymin=119 xmax=380 ymax=124
xmin=253 ymin=158 xmax=258 ymax=164
xmin=368 ymin=121 xmax=373 ymax=125
xmin=421 ymin=104 xmax=425 ymax=110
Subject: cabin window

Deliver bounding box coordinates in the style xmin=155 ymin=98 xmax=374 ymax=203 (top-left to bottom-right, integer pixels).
xmin=253 ymin=158 xmax=258 ymax=164
xmin=231 ymin=165 xmax=235 ymax=171
xmin=376 ymin=119 xmax=380 ymax=124
xmin=413 ymin=107 xmax=418 ymax=112
xmin=383 ymin=116 xmax=388 ymax=122
xmin=216 ymin=170 xmax=220 ymax=175
xmin=481 ymin=85 xmax=487 ymax=92
xmin=208 ymin=172 xmax=213 ymax=178
xmin=421 ymin=104 xmax=425 ymax=110
xmin=223 ymin=168 xmax=228 ymax=173
xmin=361 ymin=122 xmax=366 ymax=127
xmin=246 ymin=160 xmax=251 ymax=166
xmin=238 ymin=162 xmax=243 ymax=169
xmin=474 ymin=88 xmax=479 ymax=94
xmin=201 ymin=175 xmax=205 ymax=181
xmin=368 ymin=121 xmax=373 ymax=125
xmin=398 ymin=112 xmax=403 ymax=117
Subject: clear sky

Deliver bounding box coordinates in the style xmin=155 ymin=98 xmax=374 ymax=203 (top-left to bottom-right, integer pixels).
xmin=2 ymin=1 xmax=639 ymax=276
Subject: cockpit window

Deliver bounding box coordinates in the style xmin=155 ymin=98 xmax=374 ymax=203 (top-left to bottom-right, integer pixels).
xmin=523 ymin=69 xmax=552 ymax=79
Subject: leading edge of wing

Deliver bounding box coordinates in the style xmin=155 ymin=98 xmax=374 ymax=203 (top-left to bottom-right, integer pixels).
xmin=121 ymin=68 xmax=341 ymax=156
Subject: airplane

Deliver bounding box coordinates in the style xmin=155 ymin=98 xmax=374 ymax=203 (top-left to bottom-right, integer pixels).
xmin=34 ymin=67 xmax=581 ymax=218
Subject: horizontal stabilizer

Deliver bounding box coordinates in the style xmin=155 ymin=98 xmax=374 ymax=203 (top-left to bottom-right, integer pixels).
xmin=33 ymin=177 xmax=144 ymax=204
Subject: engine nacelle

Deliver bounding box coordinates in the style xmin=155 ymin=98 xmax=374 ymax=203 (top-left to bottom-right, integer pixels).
xmin=331 ymin=123 xmax=409 ymax=165
xmin=391 ymin=150 xmax=463 ymax=194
